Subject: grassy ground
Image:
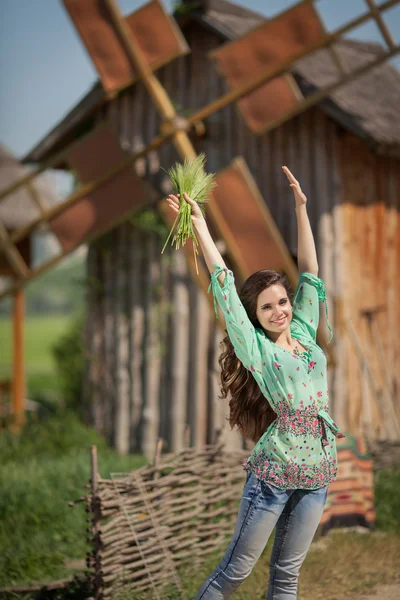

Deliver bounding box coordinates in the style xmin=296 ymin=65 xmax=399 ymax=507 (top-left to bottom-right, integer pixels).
xmin=127 ymin=524 xmax=400 ymax=600
xmin=0 ymin=413 xmax=148 ymax=588
xmin=0 ymin=314 xmax=70 ymax=401
xmin=180 ymin=530 xmax=400 ymax=600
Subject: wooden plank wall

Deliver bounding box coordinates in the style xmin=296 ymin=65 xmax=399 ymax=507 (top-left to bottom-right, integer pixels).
xmin=84 ymin=224 xmax=231 ymax=456
xmin=337 ymin=134 xmax=400 ymax=440
xmin=84 ymin=21 xmax=400 ymax=456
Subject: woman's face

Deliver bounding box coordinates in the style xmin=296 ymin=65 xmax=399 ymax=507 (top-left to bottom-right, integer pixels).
xmin=255 ymin=284 xmax=292 ymax=334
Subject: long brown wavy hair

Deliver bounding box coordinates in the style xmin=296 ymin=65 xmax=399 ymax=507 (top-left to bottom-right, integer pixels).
xmin=218 ymin=270 xmax=294 ymax=443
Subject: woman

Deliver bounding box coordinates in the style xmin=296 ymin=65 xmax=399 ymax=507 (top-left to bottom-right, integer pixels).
xmin=165 ymin=166 xmax=344 ymax=599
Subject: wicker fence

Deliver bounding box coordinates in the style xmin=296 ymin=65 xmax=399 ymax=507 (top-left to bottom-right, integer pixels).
xmin=86 ymin=437 xmax=248 ymax=599
xmin=85 ymin=433 xmax=375 ymax=599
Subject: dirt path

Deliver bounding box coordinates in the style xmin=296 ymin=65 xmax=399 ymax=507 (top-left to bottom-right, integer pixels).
xmin=348 ymin=583 xmax=400 ymax=600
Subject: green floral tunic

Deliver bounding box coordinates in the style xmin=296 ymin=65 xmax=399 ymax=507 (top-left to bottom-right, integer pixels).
xmin=208 ymin=264 xmax=344 ymax=491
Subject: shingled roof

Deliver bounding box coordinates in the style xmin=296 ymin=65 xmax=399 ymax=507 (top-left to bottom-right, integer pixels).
xmin=23 ymin=0 xmax=400 ymax=163
xmin=0 ymin=144 xmax=60 ymax=230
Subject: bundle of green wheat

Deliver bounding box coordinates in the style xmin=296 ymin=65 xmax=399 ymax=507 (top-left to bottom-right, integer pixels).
xmin=161 ymin=153 xmax=216 ymax=273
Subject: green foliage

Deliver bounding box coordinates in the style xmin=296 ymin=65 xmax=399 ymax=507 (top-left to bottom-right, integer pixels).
xmin=172 ymin=1 xmax=202 ymax=16
xmin=161 ymin=153 xmax=216 ymax=260
xmin=130 ymin=207 xmax=169 ymax=238
xmin=0 ymin=412 xmax=148 ymax=588
xmin=0 ymin=314 xmax=71 ymax=405
xmin=52 ymin=313 xmax=85 ymax=413
xmin=373 ymin=467 xmax=400 ymax=533
xmin=0 ymin=256 xmax=86 ymax=317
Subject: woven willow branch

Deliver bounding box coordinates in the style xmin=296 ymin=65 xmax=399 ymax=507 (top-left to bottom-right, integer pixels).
xmin=87 ymin=442 xmax=248 ymax=598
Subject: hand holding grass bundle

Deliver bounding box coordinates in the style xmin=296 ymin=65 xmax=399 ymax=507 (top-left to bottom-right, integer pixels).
xmin=162 ymin=153 xmax=216 ymax=274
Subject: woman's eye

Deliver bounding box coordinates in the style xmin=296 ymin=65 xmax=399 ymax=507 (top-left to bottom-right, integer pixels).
xmin=280 ymin=299 xmax=287 ymax=305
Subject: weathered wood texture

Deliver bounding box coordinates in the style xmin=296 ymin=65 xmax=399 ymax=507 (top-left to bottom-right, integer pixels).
xmin=337 ymin=135 xmax=400 ymax=440
xmin=84 ymin=22 xmax=400 ymax=457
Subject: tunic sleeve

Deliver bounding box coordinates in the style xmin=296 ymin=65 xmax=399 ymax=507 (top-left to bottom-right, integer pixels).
xmin=291 ymin=272 xmax=333 ymax=343
xmin=208 ymin=263 xmax=264 ymax=378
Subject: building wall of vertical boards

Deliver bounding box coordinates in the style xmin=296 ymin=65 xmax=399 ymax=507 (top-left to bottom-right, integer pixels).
xmin=84 ymin=22 xmax=400 ymax=457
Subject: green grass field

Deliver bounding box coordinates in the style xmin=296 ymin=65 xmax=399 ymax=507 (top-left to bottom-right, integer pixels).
xmin=0 ymin=314 xmax=71 ymax=400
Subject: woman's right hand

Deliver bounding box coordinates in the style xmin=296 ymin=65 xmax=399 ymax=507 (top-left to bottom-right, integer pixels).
xmin=166 ymin=193 xmax=207 ymax=229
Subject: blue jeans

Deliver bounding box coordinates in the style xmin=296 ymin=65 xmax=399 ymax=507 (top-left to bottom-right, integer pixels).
xmin=194 ymin=472 xmax=328 ymax=599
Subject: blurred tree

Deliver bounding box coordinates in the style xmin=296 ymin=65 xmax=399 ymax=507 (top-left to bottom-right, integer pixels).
xmin=52 ymin=312 xmax=84 ymax=414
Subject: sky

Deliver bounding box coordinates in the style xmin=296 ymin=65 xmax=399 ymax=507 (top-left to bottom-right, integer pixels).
xmin=0 ymin=0 xmax=399 ymax=158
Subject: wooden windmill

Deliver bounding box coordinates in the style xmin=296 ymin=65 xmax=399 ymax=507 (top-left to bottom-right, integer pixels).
xmin=1 ymin=0 xmax=400 ymax=439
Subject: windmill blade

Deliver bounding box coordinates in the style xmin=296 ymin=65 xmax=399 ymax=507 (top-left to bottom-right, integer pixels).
xmin=211 ymin=158 xmax=298 ymax=285
xmin=209 ymin=0 xmax=400 ymax=134
xmin=0 ymin=124 xmax=159 ymax=299
xmin=62 ymin=0 xmax=189 ymax=93
xmin=210 ymin=2 xmax=325 ymax=132
xmin=49 ymin=123 xmax=152 ymax=252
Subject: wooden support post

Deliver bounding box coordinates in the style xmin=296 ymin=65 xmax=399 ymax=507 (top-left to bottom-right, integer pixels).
xmin=12 ymin=288 xmax=25 ymax=431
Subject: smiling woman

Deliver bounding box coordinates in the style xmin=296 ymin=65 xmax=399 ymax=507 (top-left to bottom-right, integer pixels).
xmin=165 ymin=165 xmax=342 ymax=600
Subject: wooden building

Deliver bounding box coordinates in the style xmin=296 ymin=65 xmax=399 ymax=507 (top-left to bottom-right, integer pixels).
xmin=24 ymin=0 xmax=400 ymax=457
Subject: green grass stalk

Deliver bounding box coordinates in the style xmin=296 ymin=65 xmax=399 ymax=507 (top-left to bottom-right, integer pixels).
xmin=161 ymin=153 xmax=216 ymax=273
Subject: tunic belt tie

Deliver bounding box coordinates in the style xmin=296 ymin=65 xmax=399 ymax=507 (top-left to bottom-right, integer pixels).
xmin=317 ymin=408 xmax=345 ymax=446
xmin=276 ymin=409 xmax=345 ymax=447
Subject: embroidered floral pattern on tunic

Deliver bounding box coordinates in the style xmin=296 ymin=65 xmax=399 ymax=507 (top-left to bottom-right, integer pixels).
xmin=242 ymin=449 xmax=337 ymax=490
xmin=275 ymin=408 xmax=323 ymax=438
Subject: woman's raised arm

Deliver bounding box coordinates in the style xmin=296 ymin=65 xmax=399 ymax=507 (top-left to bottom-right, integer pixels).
xmin=282 ymin=166 xmax=318 ymax=276
xmin=165 ymin=192 xmax=264 ymax=379
xmin=281 ymin=168 xmax=332 ymax=341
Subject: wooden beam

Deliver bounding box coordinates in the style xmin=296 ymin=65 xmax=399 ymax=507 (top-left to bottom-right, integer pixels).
xmin=27 ymin=180 xmax=47 ymax=214
xmin=11 ymin=288 xmax=25 ymax=431
xmin=0 ymin=141 xmax=80 ymax=205
xmin=257 ymin=44 xmax=400 ymax=136
xmin=312 ymin=3 xmax=348 ymax=76
xmin=365 ymin=0 xmax=397 ymax=52
xmin=0 ymin=221 xmax=30 ymax=278
xmin=104 ymin=0 xmax=196 ymax=160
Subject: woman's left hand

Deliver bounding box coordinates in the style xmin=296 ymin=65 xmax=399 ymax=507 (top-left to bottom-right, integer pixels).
xmin=282 ymin=166 xmax=307 ymax=206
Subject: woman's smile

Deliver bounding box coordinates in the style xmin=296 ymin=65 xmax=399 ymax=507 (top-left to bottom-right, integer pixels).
xmin=271 ymin=316 xmax=287 ymax=325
